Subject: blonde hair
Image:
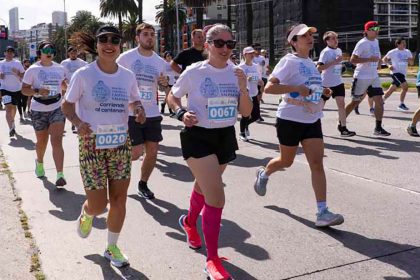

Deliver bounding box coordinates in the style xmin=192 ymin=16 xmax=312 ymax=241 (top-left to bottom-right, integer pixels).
xmin=323 ymin=31 xmax=338 ymax=42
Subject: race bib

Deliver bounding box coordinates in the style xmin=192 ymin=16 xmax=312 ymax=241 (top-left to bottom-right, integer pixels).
xmin=42 ymin=84 xmax=60 ymax=97
xmin=304 ymin=85 xmax=322 ymax=104
xmin=95 ymin=124 xmax=127 ymax=149
xmin=208 ymin=97 xmax=238 ymax=122
xmin=333 ymin=65 xmax=342 ymax=75
xmin=2 ymin=95 xmax=12 ymax=105
xmin=139 ymin=85 xmax=153 ymax=103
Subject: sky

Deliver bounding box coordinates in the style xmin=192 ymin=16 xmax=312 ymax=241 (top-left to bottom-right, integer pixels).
xmin=0 ymin=0 xmax=161 ymax=30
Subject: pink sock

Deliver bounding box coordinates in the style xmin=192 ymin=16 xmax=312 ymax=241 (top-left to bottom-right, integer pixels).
xmin=202 ymin=203 xmax=223 ymax=260
xmin=186 ymin=190 xmax=205 ymax=227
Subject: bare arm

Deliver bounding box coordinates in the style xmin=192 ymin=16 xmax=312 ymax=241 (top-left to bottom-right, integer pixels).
xmin=264 ymin=77 xmax=310 ymax=96
xmin=170 ymin=60 xmax=182 ymax=74
xmin=350 ymin=54 xmax=378 ymax=65
xmin=21 ymin=83 xmax=49 ymax=97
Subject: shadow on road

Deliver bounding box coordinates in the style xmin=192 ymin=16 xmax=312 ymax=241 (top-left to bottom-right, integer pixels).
xmin=84 ymin=254 xmax=149 ymax=280
xmin=42 ymin=178 xmax=106 ymax=229
xmin=231 ymin=154 xmax=273 ymax=168
xmin=158 ymin=143 xmax=182 ymax=157
xmin=8 ymin=133 xmax=35 ymax=150
xmin=155 ymin=158 xmax=194 ymax=182
xmin=264 ymin=205 xmax=420 ymax=279
xmin=129 ymin=195 xmax=267 ymax=280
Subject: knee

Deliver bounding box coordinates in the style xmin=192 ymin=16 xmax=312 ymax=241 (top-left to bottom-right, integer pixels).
xmin=88 ymin=201 xmax=108 ymax=216
xmin=309 ymin=160 xmax=324 ymax=172
xmin=50 ymin=136 xmax=63 ymax=148
xmin=109 ymin=194 xmax=127 ymax=209
xmin=131 ymin=146 xmax=142 ymax=161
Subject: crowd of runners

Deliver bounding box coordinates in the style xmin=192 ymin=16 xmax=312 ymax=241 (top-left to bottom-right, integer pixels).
xmin=1 ymin=20 xmax=419 ymax=280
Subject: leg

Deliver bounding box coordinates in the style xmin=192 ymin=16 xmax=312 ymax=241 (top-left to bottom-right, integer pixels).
xmin=372 ymin=95 xmax=384 ymax=121
xmin=345 ymin=99 xmax=361 ymax=117
xmin=16 ymin=92 xmax=23 ymax=117
xmin=5 ymin=104 xmax=17 ymax=129
xmin=411 ymin=106 xmax=420 ymax=126
xmin=265 ymin=144 xmax=298 ymax=176
xmin=140 ymin=141 xmax=159 ymax=182
xmin=49 ymin=122 xmax=65 ymax=173
xmin=335 ymin=96 xmax=346 ymax=126
xmin=107 ymin=179 xmax=130 ymax=233
xmin=84 ymin=188 xmax=108 ymax=216
xmin=400 ymin=82 xmax=408 ymax=104
xmin=383 ymin=84 xmax=397 ymax=100
xmin=131 ymin=144 xmax=144 ymax=161
xmin=301 ymin=138 xmax=326 ymax=202
xmin=35 ymin=129 xmax=49 ymax=163
xmin=368 ymin=97 xmax=374 ymax=110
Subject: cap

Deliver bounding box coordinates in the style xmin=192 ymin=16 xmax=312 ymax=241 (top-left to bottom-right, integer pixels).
xmin=96 ymin=25 xmax=121 ymax=38
xmin=364 ymin=21 xmax=378 ymax=31
xmin=287 ymin=24 xmax=317 ymax=43
xmin=243 ymin=46 xmax=255 ymax=55
xmin=5 ymin=46 xmax=15 ymax=52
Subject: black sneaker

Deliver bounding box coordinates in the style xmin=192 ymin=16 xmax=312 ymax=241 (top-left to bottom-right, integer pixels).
xmin=374 ymin=127 xmax=391 ymax=136
xmin=340 ymin=127 xmax=356 ymax=137
xmin=138 ymin=183 xmax=155 ymax=199
xmin=407 ymin=125 xmax=419 ymax=137
xmin=354 ymin=106 xmax=360 ymax=115
xmin=160 ymin=103 xmax=165 ymax=114
xmin=9 ymin=128 xmax=16 ymax=137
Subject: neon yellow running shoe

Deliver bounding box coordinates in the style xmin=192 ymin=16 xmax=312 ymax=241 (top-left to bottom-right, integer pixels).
xmin=104 ymin=244 xmax=129 ymax=268
xmin=35 ymin=160 xmax=45 ymax=178
xmin=76 ymin=208 xmax=93 ymax=238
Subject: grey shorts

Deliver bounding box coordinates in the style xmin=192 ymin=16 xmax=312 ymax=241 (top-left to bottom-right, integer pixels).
xmin=351 ymin=77 xmax=383 ymax=101
xmin=31 ymin=107 xmax=66 ymax=131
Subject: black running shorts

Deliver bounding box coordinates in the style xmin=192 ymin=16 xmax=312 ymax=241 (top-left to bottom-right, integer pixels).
xmin=275 ymin=118 xmax=323 ymax=146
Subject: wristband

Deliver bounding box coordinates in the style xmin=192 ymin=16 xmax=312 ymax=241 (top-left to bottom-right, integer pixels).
xmin=175 ymin=108 xmax=187 ymax=121
xmin=321 ymin=94 xmax=330 ymax=102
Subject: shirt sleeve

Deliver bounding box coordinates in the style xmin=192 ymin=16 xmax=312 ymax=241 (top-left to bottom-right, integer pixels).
xmin=18 ymin=62 xmax=25 ymax=74
xmin=271 ymin=58 xmax=290 ymax=83
xmin=171 ymin=68 xmax=192 ymax=98
xmin=407 ymin=50 xmax=413 ymax=59
xmin=65 ymin=71 xmax=84 ymax=103
xmin=318 ymin=49 xmax=327 ymax=64
xmin=22 ymin=67 xmax=34 ymax=85
xmin=352 ymin=41 xmax=365 ymax=57
xmin=173 ymin=50 xmax=186 ymax=65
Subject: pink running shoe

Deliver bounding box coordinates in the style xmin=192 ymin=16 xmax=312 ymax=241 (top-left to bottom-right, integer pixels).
xmin=178 ymin=214 xmax=202 ymax=249
xmin=204 ymin=257 xmax=232 ymax=280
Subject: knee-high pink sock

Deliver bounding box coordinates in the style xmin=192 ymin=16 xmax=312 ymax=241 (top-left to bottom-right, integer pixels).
xmin=202 ymin=203 xmax=223 ymax=260
xmin=186 ymin=190 xmax=205 ymax=227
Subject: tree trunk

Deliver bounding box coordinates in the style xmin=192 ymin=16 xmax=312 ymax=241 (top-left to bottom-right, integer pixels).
xmin=227 ymin=0 xmax=232 ymax=28
xmin=138 ymin=0 xmax=143 ymax=23
xmin=268 ymin=0 xmax=274 ymax=66
xmin=417 ymin=0 xmax=420 ymax=63
xmin=246 ymin=0 xmax=253 ymax=46
xmin=196 ymin=6 xmax=204 ymax=28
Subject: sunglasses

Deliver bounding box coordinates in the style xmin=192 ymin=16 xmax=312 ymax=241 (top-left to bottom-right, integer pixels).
xmin=209 ymin=39 xmax=236 ymax=49
xmin=40 ymin=47 xmax=56 ymax=55
xmin=368 ymin=26 xmax=380 ymax=31
xmin=97 ymin=35 xmax=121 ymax=45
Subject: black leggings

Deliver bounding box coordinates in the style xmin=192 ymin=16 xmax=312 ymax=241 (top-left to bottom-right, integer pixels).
xmin=16 ymin=91 xmax=28 ymax=115
xmin=240 ymin=95 xmax=261 ymax=133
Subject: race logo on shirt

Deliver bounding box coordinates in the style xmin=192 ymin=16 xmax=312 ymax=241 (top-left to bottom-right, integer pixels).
xmin=299 ymin=62 xmax=315 ymax=77
xmin=1 ymin=65 xmax=12 ymax=74
xmin=92 ymin=80 xmax=111 ymax=102
xmin=38 ymin=70 xmax=62 ymax=82
xmin=132 ymin=59 xmax=144 ymax=74
xmin=397 ymin=52 xmax=408 ymax=62
xmin=200 ymin=77 xmax=219 ymax=98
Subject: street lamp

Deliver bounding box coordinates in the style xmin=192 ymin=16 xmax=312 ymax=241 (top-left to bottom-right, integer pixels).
xmin=175 ymin=0 xmax=180 ymax=53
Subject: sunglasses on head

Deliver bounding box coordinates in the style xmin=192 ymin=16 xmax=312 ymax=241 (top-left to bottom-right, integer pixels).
xmin=209 ymin=39 xmax=236 ymax=49
xmin=40 ymin=47 xmax=56 ymax=55
xmin=368 ymin=26 xmax=380 ymax=31
xmin=97 ymin=35 xmax=121 ymax=45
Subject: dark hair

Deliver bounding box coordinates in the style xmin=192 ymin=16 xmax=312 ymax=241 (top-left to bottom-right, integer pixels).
xmin=23 ymin=59 xmax=30 ymax=63
xmin=70 ymin=32 xmax=97 ymax=55
xmin=395 ymin=37 xmax=405 ymax=46
xmin=286 ymin=25 xmax=298 ymax=51
xmin=136 ymin=23 xmax=155 ymax=35
xmin=36 ymin=41 xmax=56 ymax=57
xmin=163 ymin=51 xmax=173 ymax=58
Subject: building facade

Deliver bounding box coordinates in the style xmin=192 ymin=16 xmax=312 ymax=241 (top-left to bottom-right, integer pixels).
xmin=52 ymin=11 xmax=67 ymax=27
xmin=9 ymin=7 xmax=19 ymax=35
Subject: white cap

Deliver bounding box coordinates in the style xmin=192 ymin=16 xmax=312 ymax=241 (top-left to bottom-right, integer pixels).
xmin=287 ymin=24 xmax=317 ymax=43
xmin=243 ymin=46 xmax=255 ymax=55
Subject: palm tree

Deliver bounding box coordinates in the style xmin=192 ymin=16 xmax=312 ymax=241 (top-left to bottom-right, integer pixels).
xmin=68 ymin=11 xmax=104 ymax=35
xmin=182 ymin=0 xmax=216 ymax=28
xmin=156 ymin=0 xmax=187 ymax=51
xmin=246 ymin=0 xmax=253 ymax=45
xmin=137 ymin=0 xmax=143 ymax=23
xmin=122 ymin=13 xmax=138 ymax=48
xmin=99 ymin=0 xmax=137 ymax=35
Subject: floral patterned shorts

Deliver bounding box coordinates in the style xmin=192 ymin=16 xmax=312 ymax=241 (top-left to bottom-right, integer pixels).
xmin=79 ymin=134 xmax=132 ymax=190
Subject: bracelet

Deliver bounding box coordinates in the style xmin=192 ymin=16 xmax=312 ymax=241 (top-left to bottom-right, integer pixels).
xmin=175 ymin=108 xmax=187 ymax=121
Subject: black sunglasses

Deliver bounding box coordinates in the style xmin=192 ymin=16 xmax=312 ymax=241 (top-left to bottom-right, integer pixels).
xmin=97 ymin=35 xmax=121 ymax=45
xmin=209 ymin=39 xmax=236 ymax=49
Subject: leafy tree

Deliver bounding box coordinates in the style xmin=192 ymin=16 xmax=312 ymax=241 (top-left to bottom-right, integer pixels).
xmin=122 ymin=13 xmax=139 ymax=49
xmin=99 ymin=0 xmax=137 ymax=35
xmin=156 ymin=0 xmax=187 ymax=51
xmin=182 ymin=0 xmax=216 ymax=28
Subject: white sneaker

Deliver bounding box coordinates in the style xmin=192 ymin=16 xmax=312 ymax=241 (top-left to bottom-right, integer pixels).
xmin=315 ymin=208 xmax=344 ymax=227
xmin=239 ymin=133 xmax=248 ymax=142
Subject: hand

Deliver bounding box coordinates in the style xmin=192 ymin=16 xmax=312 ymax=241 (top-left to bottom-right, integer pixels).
xmin=76 ymin=122 xmax=92 ymax=136
xmin=134 ymin=107 xmax=146 ymax=124
xmin=389 ymin=65 xmax=394 ymax=71
xmin=183 ymin=111 xmax=198 ymax=127
xmin=322 ymin=88 xmax=332 ymax=97
xmin=11 ymin=68 xmax=20 ymax=75
xmin=258 ymin=79 xmax=264 ymax=87
xmin=369 ymin=56 xmax=380 ymax=63
xmin=234 ymin=68 xmax=247 ymax=91
xmin=158 ymin=73 xmax=168 ymax=87
xmin=296 ymin=84 xmax=311 ymax=97
xmin=37 ymin=88 xmax=50 ymax=96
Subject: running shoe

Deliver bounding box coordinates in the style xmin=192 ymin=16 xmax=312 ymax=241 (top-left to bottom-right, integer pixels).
xmin=245 ymin=128 xmax=250 ymax=137
xmin=104 ymin=244 xmax=130 ymax=268
xmin=369 ymin=107 xmax=375 ymax=116
xmin=9 ymin=128 xmax=16 ymax=137
xmin=398 ymin=103 xmax=409 ymax=111
xmin=340 ymin=127 xmax=356 ymax=137
xmin=407 ymin=125 xmax=419 ymax=137
xmin=35 ymin=160 xmax=45 ymax=178
xmin=137 ymin=182 xmax=155 ymax=199
xmin=55 ymin=172 xmax=67 ymax=187
xmin=23 ymin=111 xmax=29 ymax=119
xmin=239 ymin=133 xmax=248 ymax=142
xmin=76 ymin=207 xmax=93 ymax=238
xmin=253 ymin=166 xmax=268 ymax=196
xmin=160 ymin=103 xmax=165 ymax=114
xmin=315 ymin=208 xmax=344 ymax=227
xmin=374 ymin=127 xmax=391 ymax=136
xmin=258 ymin=117 xmax=265 ymax=122
xmin=354 ymin=106 xmax=360 ymax=115
xmin=204 ymin=257 xmax=232 ymax=280
xmin=178 ymin=214 xmax=202 ymax=249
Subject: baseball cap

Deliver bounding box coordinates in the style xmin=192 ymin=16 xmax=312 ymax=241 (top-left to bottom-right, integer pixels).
xmin=96 ymin=25 xmax=121 ymax=38
xmin=243 ymin=46 xmax=255 ymax=55
xmin=5 ymin=46 xmax=15 ymax=52
xmin=287 ymin=24 xmax=317 ymax=43
xmin=364 ymin=21 xmax=379 ymax=31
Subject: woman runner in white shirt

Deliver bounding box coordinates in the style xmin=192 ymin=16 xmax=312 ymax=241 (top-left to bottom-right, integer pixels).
xmin=62 ymin=25 xmax=146 ymax=268
xmin=168 ymin=24 xmax=252 ymax=280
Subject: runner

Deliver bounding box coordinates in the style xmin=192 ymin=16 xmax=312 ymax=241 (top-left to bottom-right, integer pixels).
xmin=117 ymin=23 xmax=168 ymax=200
xmin=253 ymin=23 xmax=344 ymax=228
xmin=168 ymin=24 xmax=252 ymax=280
xmin=252 ymin=43 xmax=266 ymax=120
xmin=407 ymin=63 xmax=420 ymax=137
xmin=344 ymin=21 xmax=390 ymax=136
xmin=317 ymin=31 xmax=356 ymax=137
xmin=238 ymin=46 xmax=264 ymax=141
xmin=22 ymin=59 xmax=32 ymax=118
xmin=383 ymin=38 xmax=414 ymax=111
xmin=0 ymin=46 xmax=25 ymax=136
xmin=61 ymin=46 xmax=88 ymax=132
xmin=171 ymin=29 xmax=205 ymax=74
xmin=161 ymin=51 xmax=178 ymax=115
xmin=62 ymin=25 xmax=146 ymax=267
xmin=21 ymin=41 xmax=67 ymax=186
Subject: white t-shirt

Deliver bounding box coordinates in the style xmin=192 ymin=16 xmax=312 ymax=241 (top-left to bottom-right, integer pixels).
xmin=65 ymin=61 xmax=141 ymax=132
xmin=165 ymin=61 xmax=179 ymax=86
xmin=0 ymin=59 xmax=25 ymax=92
xmin=383 ymin=48 xmax=413 ymax=75
xmin=271 ymin=53 xmax=323 ymax=123
xmin=253 ymin=55 xmax=267 ymax=77
xmin=22 ymin=61 xmax=67 ymax=112
xmin=238 ymin=62 xmax=261 ymax=97
xmin=61 ymin=58 xmax=88 ymax=80
xmin=318 ymin=46 xmax=343 ymax=87
xmin=117 ymin=48 xmax=167 ymax=117
xmin=172 ymin=61 xmax=242 ymax=129
xmin=352 ymin=37 xmax=381 ymax=79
